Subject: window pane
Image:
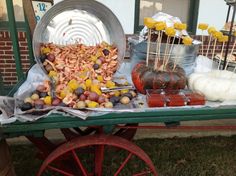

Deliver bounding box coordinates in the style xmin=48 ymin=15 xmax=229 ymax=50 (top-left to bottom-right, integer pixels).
xmin=13 ymin=0 xmax=24 ymax=21
xmin=0 ymin=0 xmax=24 ymax=21
xmin=139 ymin=0 xmax=190 ymax=25
xmin=0 ymin=0 xmax=7 ymax=21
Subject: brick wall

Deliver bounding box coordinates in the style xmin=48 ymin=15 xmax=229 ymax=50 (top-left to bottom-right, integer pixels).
xmin=0 ymin=30 xmax=235 ymax=86
xmin=0 ymin=31 xmax=30 ymax=85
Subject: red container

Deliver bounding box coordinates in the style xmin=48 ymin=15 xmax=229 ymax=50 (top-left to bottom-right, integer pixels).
xmin=146 ymin=89 xmax=206 ymax=108
xmin=146 ymin=90 xmax=166 ymax=107
xmin=166 ymin=94 xmax=186 ymax=107
xmin=185 ymin=93 xmax=205 ymax=106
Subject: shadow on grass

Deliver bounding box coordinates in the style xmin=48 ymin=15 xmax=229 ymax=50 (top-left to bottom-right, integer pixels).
xmin=10 ymin=136 xmax=236 ymax=176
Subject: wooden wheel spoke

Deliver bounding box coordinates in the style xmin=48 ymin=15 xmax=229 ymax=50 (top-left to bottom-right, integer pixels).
xmin=71 ymin=150 xmax=89 ymax=176
xmin=132 ymin=169 xmax=152 ymax=176
xmin=114 ymin=153 xmax=133 ymax=176
xmin=95 ymin=145 xmax=105 ymax=176
xmin=47 ymin=165 xmax=75 ymax=176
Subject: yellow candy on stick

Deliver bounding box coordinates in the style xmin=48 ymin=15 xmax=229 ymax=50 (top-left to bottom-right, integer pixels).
xmin=164 ymin=27 xmax=176 ymax=69
xmin=218 ymin=35 xmax=229 ymax=69
xmin=206 ymin=27 xmax=216 ymax=57
xmin=180 ymin=23 xmax=187 ymax=30
xmin=198 ymin=23 xmax=209 ymax=55
xmin=144 ymin=17 xmax=156 ymax=29
xmin=198 ymin=23 xmax=209 ymax=30
xmin=144 ymin=17 xmax=156 ymax=66
xmin=165 ymin=27 xmax=176 ymax=37
xmin=155 ymin=22 xmax=166 ymax=31
xmin=154 ymin=22 xmax=167 ymax=69
xmin=208 ymin=27 xmax=216 ymax=35
xmin=211 ymin=31 xmax=222 ymax=60
xmin=174 ymin=22 xmax=182 ymax=30
xmin=182 ymin=37 xmax=193 ymax=46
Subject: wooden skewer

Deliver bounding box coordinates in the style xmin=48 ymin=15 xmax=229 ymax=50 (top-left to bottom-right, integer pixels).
xmin=225 ymin=40 xmax=236 ymax=70
xmin=154 ymin=31 xmax=161 ymax=70
xmin=206 ymin=35 xmax=212 ymax=57
xmin=211 ymin=38 xmax=217 ymax=60
xmin=163 ymin=36 xmax=170 ymax=69
xmin=218 ymin=42 xmax=225 ymax=70
xmin=158 ymin=31 xmax=163 ymax=63
xmin=146 ymin=29 xmax=151 ymax=67
xmin=201 ymin=31 xmax=204 ymax=56
xmin=165 ymin=36 xmax=176 ymax=69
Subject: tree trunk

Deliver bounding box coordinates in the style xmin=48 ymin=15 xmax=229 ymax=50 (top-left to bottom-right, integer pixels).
xmin=0 ymin=139 xmax=16 ymax=176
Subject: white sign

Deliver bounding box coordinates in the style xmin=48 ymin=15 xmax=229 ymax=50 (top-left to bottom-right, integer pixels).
xmin=32 ymin=1 xmax=52 ymax=23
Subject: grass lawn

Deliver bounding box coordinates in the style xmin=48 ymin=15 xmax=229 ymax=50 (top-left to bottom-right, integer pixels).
xmin=10 ymin=136 xmax=236 ymax=176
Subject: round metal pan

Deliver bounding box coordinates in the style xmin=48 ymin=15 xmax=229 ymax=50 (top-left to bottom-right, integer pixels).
xmin=33 ymin=0 xmax=126 ymax=72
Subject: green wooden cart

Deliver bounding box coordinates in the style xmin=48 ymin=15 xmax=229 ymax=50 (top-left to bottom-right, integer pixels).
xmin=1 ymin=1 xmax=236 ymax=175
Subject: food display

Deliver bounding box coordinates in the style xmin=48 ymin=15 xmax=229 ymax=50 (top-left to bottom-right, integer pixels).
xmin=146 ymin=89 xmax=205 ymax=107
xmin=18 ymin=42 xmax=139 ymax=111
xmin=16 ymin=8 xmax=236 ymax=117
xmin=131 ymin=18 xmax=191 ymax=94
xmin=132 ymin=61 xmax=186 ymax=94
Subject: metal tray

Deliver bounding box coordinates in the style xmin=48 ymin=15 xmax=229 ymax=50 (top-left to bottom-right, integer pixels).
xmin=33 ymin=0 xmax=126 ymax=73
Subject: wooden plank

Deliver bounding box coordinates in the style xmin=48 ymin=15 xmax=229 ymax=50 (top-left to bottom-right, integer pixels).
xmin=22 ymin=0 xmax=37 ymax=36
xmin=0 ymin=139 xmax=16 ymax=176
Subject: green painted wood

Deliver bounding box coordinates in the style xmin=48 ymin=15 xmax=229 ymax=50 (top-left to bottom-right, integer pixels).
xmin=0 ymin=21 xmax=26 ymax=30
xmin=5 ymin=0 xmax=25 ymax=81
xmin=188 ymin=0 xmax=200 ymax=35
xmin=2 ymin=106 xmax=236 ymax=137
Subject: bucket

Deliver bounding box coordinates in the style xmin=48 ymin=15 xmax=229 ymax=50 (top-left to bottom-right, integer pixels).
xmin=129 ymin=36 xmax=199 ymax=76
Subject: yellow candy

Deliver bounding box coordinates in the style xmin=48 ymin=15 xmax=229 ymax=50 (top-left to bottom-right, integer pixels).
xmin=87 ymin=101 xmax=99 ymax=108
xmin=60 ymin=90 xmax=67 ymax=99
xmin=165 ymin=27 xmax=176 ymax=37
xmin=198 ymin=23 xmax=209 ymax=30
xmin=120 ymin=89 xmax=129 ymax=94
xmin=180 ymin=23 xmax=187 ymax=30
xmin=41 ymin=47 xmax=50 ymax=54
xmin=68 ymin=79 xmax=79 ymax=90
xmin=212 ymin=31 xmax=223 ymax=40
xmin=208 ymin=27 xmax=216 ymax=35
xmin=144 ymin=17 xmax=156 ymax=29
xmin=182 ymin=37 xmax=193 ymax=46
xmin=85 ymin=79 xmax=92 ymax=88
xmin=219 ymin=35 xmax=229 ymax=43
xmin=91 ymin=85 xmax=102 ymax=95
xmin=48 ymin=70 xmax=57 ymax=77
xmin=44 ymin=96 xmax=52 ymax=105
xmin=114 ymin=91 xmax=121 ymax=97
xmin=106 ymin=80 xmax=116 ymax=88
xmin=155 ymin=22 xmax=166 ymax=31
xmin=97 ymin=75 xmax=103 ymax=82
xmin=90 ymin=55 xmax=97 ymax=62
xmin=174 ymin=22 xmax=182 ymax=30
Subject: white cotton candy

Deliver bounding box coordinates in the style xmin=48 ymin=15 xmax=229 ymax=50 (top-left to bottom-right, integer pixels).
xmin=188 ymin=70 xmax=236 ymax=101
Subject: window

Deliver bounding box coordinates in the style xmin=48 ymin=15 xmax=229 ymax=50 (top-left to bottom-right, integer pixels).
xmin=0 ymin=0 xmax=25 ymax=29
xmin=134 ymin=0 xmax=200 ymax=34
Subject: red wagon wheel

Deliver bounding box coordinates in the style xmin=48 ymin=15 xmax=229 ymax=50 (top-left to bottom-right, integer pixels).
xmin=37 ymin=134 xmax=158 ymax=176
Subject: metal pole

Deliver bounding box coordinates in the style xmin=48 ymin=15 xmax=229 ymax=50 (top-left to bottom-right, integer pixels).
xmin=5 ymin=0 xmax=24 ymax=81
xmin=223 ymin=4 xmax=236 ymax=69
xmin=226 ymin=5 xmax=231 ymax=23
